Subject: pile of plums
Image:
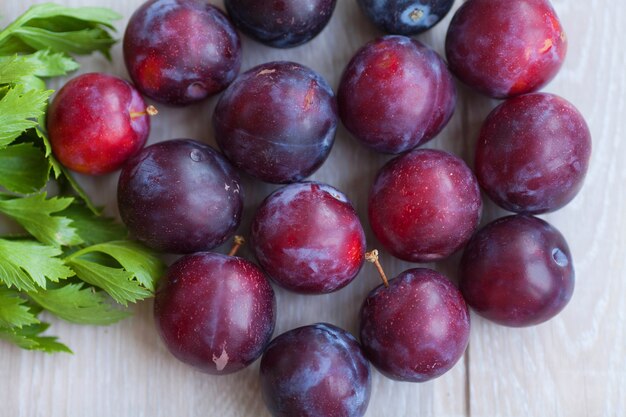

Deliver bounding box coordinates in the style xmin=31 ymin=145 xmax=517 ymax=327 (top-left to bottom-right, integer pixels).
xmin=45 ymin=0 xmax=591 ymax=416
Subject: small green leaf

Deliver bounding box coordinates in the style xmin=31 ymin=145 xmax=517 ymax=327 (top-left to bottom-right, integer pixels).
xmin=0 ymin=50 xmax=79 ymax=79
xmin=67 ymin=257 xmax=152 ymax=306
xmin=0 ymin=193 xmax=81 ymax=247
xmin=28 ymin=283 xmax=130 ymax=325
xmin=0 ymin=288 xmax=39 ymax=328
xmin=4 ymin=4 xmax=121 ymax=30
xmin=0 ymin=239 xmax=74 ymax=291
xmin=12 ymin=26 xmax=117 ymax=58
xmin=0 ymin=143 xmax=49 ymax=193
xmin=0 ymin=85 xmax=52 ymax=146
xmin=0 ymin=54 xmax=39 ymax=84
xmin=0 ymin=321 xmax=71 ymax=353
xmin=79 ymin=241 xmax=163 ymax=291
xmin=60 ymin=203 xmax=126 ymax=245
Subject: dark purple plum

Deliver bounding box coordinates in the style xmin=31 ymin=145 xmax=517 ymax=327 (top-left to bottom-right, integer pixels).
xmin=214 ymin=61 xmax=337 ymax=184
xmin=475 ymin=93 xmax=592 ymax=214
xmin=47 ymin=73 xmax=153 ymax=175
xmin=154 ymin=249 xmax=276 ymax=374
xmin=225 ymin=0 xmax=336 ymax=48
xmin=124 ymin=0 xmax=241 ymax=105
xmin=260 ymin=323 xmax=371 ymax=417
xmin=459 ymin=215 xmax=575 ymax=327
xmin=445 ymin=0 xmax=567 ymax=98
xmin=360 ymin=268 xmax=470 ymax=382
xmin=338 ymin=36 xmax=456 ymax=154
xmin=357 ymin=0 xmax=455 ymax=35
xmin=117 ymin=139 xmax=243 ymax=254
xmin=251 ymin=182 xmax=365 ymax=294
xmin=368 ymin=149 xmax=482 ymax=263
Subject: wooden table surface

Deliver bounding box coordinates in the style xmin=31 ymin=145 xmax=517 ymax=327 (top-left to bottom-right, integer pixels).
xmin=1 ymin=1 xmax=625 ymax=416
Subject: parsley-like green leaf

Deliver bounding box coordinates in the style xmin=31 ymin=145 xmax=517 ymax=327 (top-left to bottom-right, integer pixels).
xmin=28 ymin=283 xmax=130 ymax=325
xmin=66 ymin=257 xmax=151 ymax=306
xmin=0 ymin=239 xmax=74 ymax=291
xmin=0 ymin=143 xmax=49 ymax=193
xmin=76 ymin=241 xmax=163 ymax=291
xmin=0 ymin=50 xmax=79 ymax=80
xmin=0 ymin=54 xmax=39 ymax=84
xmin=0 ymin=288 xmax=39 ymax=328
xmin=0 ymin=4 xmax=121 ymax=58
xmin=0 ymin=85 xmax=52 ymax=146
xmin=60 ymin=203 xmax=126 ymax=245
xmin=0 ymin=321 xmax=71 ymax=353
xmin=0 ymin=192 xmax=81 ymax=247
xmin=11 ymin=26 xmax=117 ymax=58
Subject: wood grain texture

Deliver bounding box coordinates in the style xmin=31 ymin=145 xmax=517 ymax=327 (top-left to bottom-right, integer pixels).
xmin=0 ymin=0 xmax=624 ymax=416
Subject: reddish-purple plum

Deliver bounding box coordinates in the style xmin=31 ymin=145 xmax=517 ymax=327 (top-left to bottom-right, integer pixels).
xmin=251 ymin=182 xmax=365 ymax=294
xmin=445 ymin=0 xmax=567 ymax=98
xmin=155 ymin=250 xmax=276 ymax=374
xmin=260 ymin=323 xmax=371 ymax=417
xmin=368 ymin=149 xmax=482 ymax=263
xmin=47 ymin=73 xmax=152 ymax=175
xmin=214 ymin=62 xmax=337 ymax=184
xmin=475 ymin=93 xmax=592 ymax=214
xmin=459 ymin=215 xmax=575 ymax=327
xmin=225 ymin=0 xmax=336 ymax=48
xmin=338 ymin=36 xmax=456 ymax=154
xmin=117 ymin=139 xmax=243 ymax=254
xmin=360 ymin=268 xmax=470 ymax=382
xmin=124 ymin=0 xmax=241 ymax=105
xmin=357 ymin=0 xmax=455 ymax=35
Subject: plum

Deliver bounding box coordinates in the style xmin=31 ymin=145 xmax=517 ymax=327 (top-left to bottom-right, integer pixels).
xmin=357 ymin=0 xmax=455 ymax=35
xmin=251 ymin=182 xmax=365 ymax=294
xmin=475 ymin=93 xmax=592 ymax=214
xmin=445 ymin=0 xmax=567 ymax=98
xmin=214 ymin=61 xmax=337 ymax=184
xmin=360 ymin=265 xmax=470 ymax=382
xmin=47 ymin=72 xmax=153 ymax=175
xmin=225 ymin=0 xmax=336 ymax=48
xmin=338 ymin=36 xmax=456 ymax=154
xmin=117 ymin=139 xmax=243 ymax=254
xmin=124 ymin=0 xmax=241 ymax=105
xmin=368 ymin=149 xmax=482 ymax=262
xmin=260 ymin=323 xmax=371 ymax=417
xmin=459 ymin=215 xmax=575 ymax=327
xmin=154 ymin=244 xmax=276 ymax=374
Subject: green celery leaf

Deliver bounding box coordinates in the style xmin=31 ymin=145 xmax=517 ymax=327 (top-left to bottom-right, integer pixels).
xmin=2 ymin=4 xmax=121 ymax=31
xmin=0 ymin=54 xmax=39 ymax=84
xmin=0 ymin=288 xmax=39 ymax=328
xmin=0 ymin=4 xmax=121 ymax=57
xmin=0 ymin=143 xmax=49 ymax=193
xmin=0 ymin=85 xmax=52 ymax=146
xmin=0 ymin=50 xmax=79 ymax=79
xmin=12 ymin=26 xmax=117 ymax=58
xmin=66 ymin=257 xmax=151 ymax=306
xmin=60 ymin=204 xmax=126 ymax=245
xmin=76 ymin=241 xmax=163 ymax=291
xmin=28 ymin=283 xmax=130 ymax=325
xmin=0 ymin=193 xmax=81 ymax=247
xmin=0 ymin=239 xmax=74 ymax=291
xmin=0 ymin=321 xmax=71 ymax=353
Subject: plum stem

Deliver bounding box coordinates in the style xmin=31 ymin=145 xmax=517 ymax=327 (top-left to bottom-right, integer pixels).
xmin=365 ymin=249 xmax=389 ymax=287
xmin=130 ymin=105 xmax=159 ymax=119
xmin=228 ymin=235 xmax=245 ymax=257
